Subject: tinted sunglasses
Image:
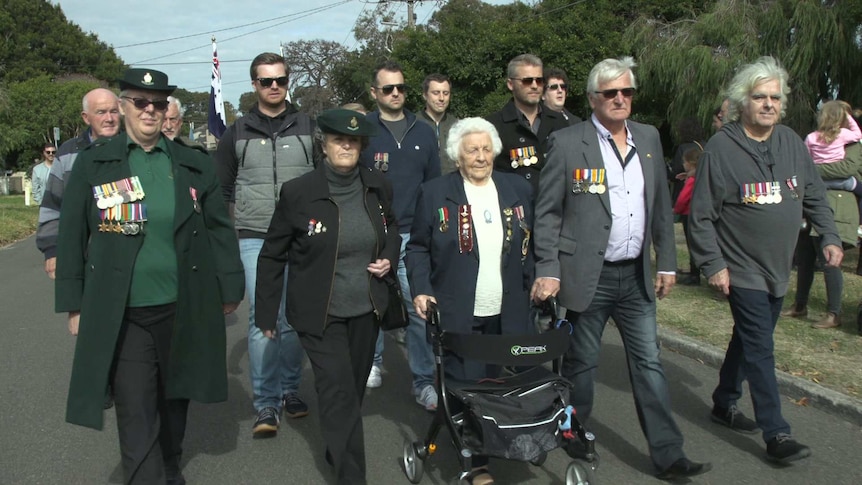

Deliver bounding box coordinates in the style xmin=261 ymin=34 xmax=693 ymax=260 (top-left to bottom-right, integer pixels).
xmin=374 ymin=84 xmax=408 ymax=95
xmin=511 ymin=77 xmax=545 ymax=86
xmin=44 ymin=150 xmax=56 ymax=154
xmin=257 ymin=76 xmax=289 ymax=87
xmin=594 ymin=88 xmax=636 ymax=99
xmin=547 ymin=83 xmax=567 ymax=91
xmin=122 ymin=96 xmax=169 ymax=111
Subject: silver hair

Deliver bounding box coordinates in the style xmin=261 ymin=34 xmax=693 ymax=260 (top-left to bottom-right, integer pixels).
xmin=167 ymin=96 xmax=185 ymax=117
xmin=586 ymin=56 xmax=638 ymax=96
xmin=445 ymin=117 xmax=503 ymax=162
xmin=507 ymin=54 xmax=543 ymax=79
xmin=724 ymin=56 xmax=789 ymax=123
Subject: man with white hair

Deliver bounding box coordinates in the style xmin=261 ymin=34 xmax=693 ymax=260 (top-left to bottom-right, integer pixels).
xmin=532 ymin=56 xmax=710 ymax=480
xmin=162 ymin=96 xmax=184 ymax=140
xmin=689 ymin=56 xmax=841 ymax=464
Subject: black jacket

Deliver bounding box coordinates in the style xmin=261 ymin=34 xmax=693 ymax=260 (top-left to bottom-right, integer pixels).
xmin=486 ymin=100 xmax=568 ymax=194
xmin=255 ymin=164 xmax=402 ymax=336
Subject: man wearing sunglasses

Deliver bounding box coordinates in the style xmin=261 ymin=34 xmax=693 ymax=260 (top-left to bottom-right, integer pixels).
xmin=361 ymin=60 xmax=441 ymax=411
xmin=37 ymin=87 xmax=120 ymax=280
xmin=486 ymin=54 xmax=568 ymax=195
xmin=55 ymin=67 xmax=244 ymax=485
xmin=31 ymin=143 xmax=56 ymax=205
xmin=215 ymin=52 xmax=317 ymax=439
xmin=532 ymin=57 xmax=711 ymax=481
xmin=542 ymin=67 xmax=581 ymax=126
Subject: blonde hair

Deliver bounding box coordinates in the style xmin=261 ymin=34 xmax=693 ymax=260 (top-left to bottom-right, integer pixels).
xmin=815 ymin=100 xmax=852 ymax=145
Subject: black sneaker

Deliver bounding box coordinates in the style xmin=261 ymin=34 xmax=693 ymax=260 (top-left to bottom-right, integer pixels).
xmin=252 ymin=406 xmax=279 ymax=439
xmin=710 ymin=405 xmax=759 ymax=434
xmin=282 ymin=393 xmax=309 ymax=419
xmin=766 ymin=433 xmax=811 ymax=464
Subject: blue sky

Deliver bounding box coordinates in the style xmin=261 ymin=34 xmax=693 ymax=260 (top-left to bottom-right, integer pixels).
xmin=54 ymin=0 xmax=514 ymax=107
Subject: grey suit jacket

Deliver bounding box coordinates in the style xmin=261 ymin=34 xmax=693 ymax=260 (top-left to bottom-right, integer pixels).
xmin=533 ymin=119 xmax=676 ymax=312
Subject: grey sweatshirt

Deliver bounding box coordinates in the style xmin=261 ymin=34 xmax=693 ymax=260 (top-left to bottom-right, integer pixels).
xmin=689 ymin=122 xmax=840 ymax=297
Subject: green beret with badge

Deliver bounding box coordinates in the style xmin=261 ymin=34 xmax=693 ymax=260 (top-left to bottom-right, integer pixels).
xmin=117 ymin=68 xmax=176 ymax=94
xmin=317 ymin=109 xmax=377 ymax=137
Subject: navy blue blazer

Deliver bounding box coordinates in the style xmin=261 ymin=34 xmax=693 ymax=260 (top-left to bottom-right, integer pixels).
xmin=406 ymin=171 xmax=535 ymax=335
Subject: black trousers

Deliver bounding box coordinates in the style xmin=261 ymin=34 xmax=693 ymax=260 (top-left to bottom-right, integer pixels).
xmin=112 ymin=303 xmax=189 ymax=485
xmin=298 ymin=312 xmax=378 ymax=485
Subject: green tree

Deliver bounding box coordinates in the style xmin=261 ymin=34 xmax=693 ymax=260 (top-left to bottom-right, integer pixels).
xmin=0 ymin=75 xmax=102 ymax=170
xmin=0 ymin=0 xmax=125 ymax=84
xmin=238 ymin=91 xmax=257 ymax=114
xmin=626 ymin=0 xmax=862 ymax=139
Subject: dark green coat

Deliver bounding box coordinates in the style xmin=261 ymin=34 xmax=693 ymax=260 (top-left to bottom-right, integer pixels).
xmin=55 ymin=135 xmax=244 ymax=430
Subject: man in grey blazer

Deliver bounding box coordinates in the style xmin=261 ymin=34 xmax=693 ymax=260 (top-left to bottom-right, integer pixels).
xmin=531 ymin=57 xmax=710 ymax=481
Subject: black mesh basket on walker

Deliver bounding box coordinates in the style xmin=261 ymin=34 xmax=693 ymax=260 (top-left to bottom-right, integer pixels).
xmin=401 ymin=298 xmax=600 ymax=484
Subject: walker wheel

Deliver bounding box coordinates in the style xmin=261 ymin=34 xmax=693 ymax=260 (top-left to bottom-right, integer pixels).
xmin=565 ymin=459 xmax=597 ymax=485
xmin=402 ymin=439 xmax=425 ymax=483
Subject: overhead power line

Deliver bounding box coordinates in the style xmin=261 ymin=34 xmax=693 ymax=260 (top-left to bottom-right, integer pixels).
xmin=116 ymin=0 xmax=353 ymax=50
xmin=129 ymin=1 xmax=353 ymax=65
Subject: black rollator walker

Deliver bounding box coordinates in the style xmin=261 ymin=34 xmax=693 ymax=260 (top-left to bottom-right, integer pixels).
xmin=401 ymin=298 xmax=599 ymax=484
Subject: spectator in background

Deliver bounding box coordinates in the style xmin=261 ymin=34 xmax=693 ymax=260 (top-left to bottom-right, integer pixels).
xmin=669 ymin=117 xmax=706 ymax=205
xmin=804 ymin=100 xmax=862 ymax=234
xmin=673 ymin=147 xmax=703 ymax=285
xmin=542 ymin=67 xmax=582 ymax=125
xmin=31 ymin=143 xmax=55 ymax=205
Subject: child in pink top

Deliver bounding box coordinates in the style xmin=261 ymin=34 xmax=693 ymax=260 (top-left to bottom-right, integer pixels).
xmin=805 ymin=100 xmax=862 ymax=191
xmin=805 ymin=100 xmax=862 ymax=235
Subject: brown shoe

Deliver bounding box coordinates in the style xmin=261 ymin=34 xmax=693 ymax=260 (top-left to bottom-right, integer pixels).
xmin=781 ymin=305 xmax=808 ymax=318
xmin=812 ymin=312 xmax=840 ymax=329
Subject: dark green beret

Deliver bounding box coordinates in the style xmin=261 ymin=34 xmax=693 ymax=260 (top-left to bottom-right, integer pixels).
xmin=317 ymin=109 xmax=377 ymax=137
xmin=117 ymin=68 xmax=176 ymax=94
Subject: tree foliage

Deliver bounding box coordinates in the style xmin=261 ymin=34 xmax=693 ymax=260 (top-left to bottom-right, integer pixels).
xmin=280 ymin=39 xmax=347 ymax=115
xmin=0 ymin=75 xmax=102 ymax=170
xmin=0 ymin=0 xmax=127 ymax=169
xmin=626 ymin=0 xmax=862 ymax=139
xmin=0 ymin=0 xmax=125 ymax=84
xmin=172 ymin=88 xmax=237 ymax=126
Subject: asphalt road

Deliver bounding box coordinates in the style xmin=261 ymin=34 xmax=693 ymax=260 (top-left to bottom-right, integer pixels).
xmin=2 ymin=236 xmax=860 ymax=485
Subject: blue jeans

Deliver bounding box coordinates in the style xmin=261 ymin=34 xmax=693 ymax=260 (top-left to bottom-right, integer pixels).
xmin=714 ymin=286 xmax=791 ymax=442
xmin=398 ymin=233 xmax=435 ymax=394
xmin=240 ymin=238 xmax=304 ymax=411
xmin=562 ymin=261 xmax=684 ymax=470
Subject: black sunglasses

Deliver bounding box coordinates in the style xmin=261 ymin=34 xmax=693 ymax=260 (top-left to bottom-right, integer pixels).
xmin=374 ymin=84 xmax=408 ymax=95
xmin=44 ymin=150 xmax=56 ymax=154
xmin=594 ymin=88 xmax=636 ymax=99
xmin=511 ymin=77 xmax=545 ymax=86
xmin=547 ymin=83 xmax=567 ymax=91
xmin=257 ymin=76 xmax=289 ymax=87
xmin=121 ymin=96 xmax=169 ymax=111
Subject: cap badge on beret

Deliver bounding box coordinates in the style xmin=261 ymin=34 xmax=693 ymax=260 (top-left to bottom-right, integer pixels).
xmin=349 ymin=117 xmax=359 ymax=131
xmin=142 ymin=73 xmax=154 ymax=86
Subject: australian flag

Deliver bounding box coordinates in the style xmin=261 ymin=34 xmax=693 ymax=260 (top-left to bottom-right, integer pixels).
xmin=209 ymin=38 xmax=227 ymax=138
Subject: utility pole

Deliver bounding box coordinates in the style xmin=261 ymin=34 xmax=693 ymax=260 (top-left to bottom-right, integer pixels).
xmin=383 ymin=0 xmax=418 ymax=28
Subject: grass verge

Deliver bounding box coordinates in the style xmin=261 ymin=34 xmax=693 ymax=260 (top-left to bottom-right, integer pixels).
xmin=0 ymin=195 xmax=39 ymax=247
xmin=658 ymin=223 xmax=862 ymax=399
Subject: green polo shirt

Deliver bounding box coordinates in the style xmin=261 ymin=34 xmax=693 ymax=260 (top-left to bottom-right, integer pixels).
xmin=127 ymin=135 xmax=178 ymax=307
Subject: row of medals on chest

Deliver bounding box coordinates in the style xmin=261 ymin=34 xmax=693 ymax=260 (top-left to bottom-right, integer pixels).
xmin=93 ymin=176 xmax=147 ymax=235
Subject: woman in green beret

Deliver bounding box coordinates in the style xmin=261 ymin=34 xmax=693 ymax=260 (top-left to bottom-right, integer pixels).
xmin=255 ymin=108 xmax=402 ymax=484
